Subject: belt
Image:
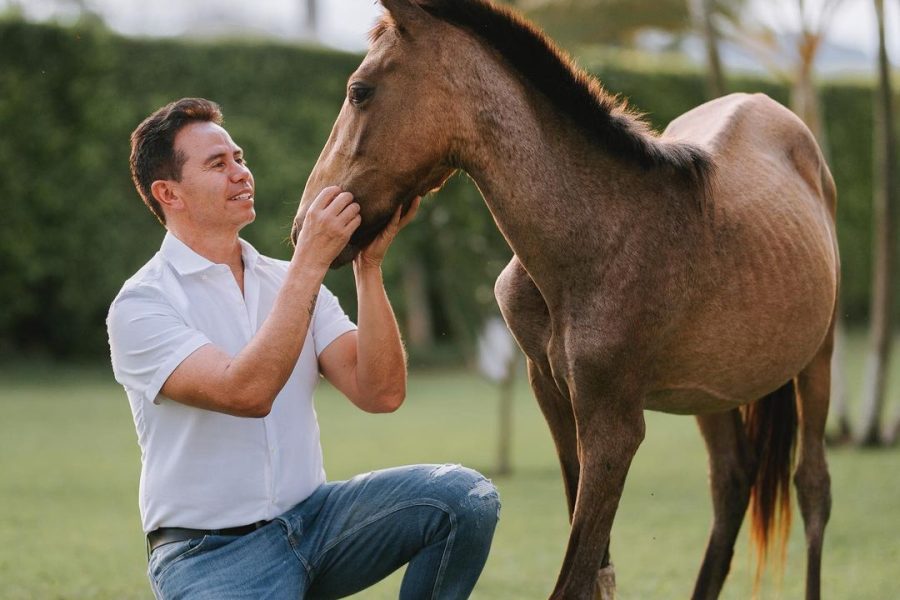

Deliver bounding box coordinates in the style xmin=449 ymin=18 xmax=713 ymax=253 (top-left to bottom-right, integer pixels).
xmin=147 ymin=521 xmax=270 ymax=556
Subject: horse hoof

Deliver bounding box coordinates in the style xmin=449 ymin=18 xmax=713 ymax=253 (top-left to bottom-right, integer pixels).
xmin=596 ymin=563 xmax=616 ymax=600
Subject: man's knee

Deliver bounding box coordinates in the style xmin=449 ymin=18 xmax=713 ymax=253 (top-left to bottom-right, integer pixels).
xmin=427 ymin=464 xmax=501 ymax=530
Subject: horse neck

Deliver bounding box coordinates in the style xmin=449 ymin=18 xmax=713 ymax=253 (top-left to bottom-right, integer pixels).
xmin=456 ymin=75 xmax=663 ymax=292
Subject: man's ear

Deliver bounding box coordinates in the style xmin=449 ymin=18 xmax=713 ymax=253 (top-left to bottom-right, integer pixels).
xmin=379 ymin=0 xmax=429 ymax=36
xmin=150 ymin=179 xmax=183 ymax=213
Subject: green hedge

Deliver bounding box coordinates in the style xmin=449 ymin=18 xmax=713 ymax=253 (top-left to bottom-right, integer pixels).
xmin=0 ymin=18 xmax=888 ymax=361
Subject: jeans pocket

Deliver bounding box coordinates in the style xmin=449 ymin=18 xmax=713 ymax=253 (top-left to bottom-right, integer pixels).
xmin=150 ymin=536 xmax=208 ymax=582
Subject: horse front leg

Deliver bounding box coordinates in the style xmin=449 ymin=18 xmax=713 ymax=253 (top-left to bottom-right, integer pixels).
xmin=549 ymin=375 xmax=646 ymax=600
xmin=528 ymin=358 xmax=579 ymax=517
xmin=530 ymin=357 xmax=617 ymax=598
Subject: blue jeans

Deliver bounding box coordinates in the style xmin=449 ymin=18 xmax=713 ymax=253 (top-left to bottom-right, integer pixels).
xmin=148 ymin=464 xmax=500 ymax=599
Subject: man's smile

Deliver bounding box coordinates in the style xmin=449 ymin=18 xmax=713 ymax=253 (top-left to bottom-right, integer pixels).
xmin=229 ymin=191 xmax=253 ymax=202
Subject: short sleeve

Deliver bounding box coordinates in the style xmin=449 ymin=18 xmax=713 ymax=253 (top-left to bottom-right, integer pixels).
xmin=312 ymin=286 xmax=357 ymax=357
xmin=107 ymin=287 xmax=211 ymax=405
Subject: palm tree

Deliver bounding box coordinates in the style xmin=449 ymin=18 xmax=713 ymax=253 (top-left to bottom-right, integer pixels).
xmin=303 ymin=0 xmax=318 ymax=40
xmin=690 ymin=0 xmax=726 ymax=98
xmin=720 ymin=0 xmax=844 ymax=139
xmin=857 ymin=0 xmax=897 ymax=446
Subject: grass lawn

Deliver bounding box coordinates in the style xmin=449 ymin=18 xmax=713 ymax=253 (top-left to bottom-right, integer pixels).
xmin=0 ymin=332 xmax=898 ymax=599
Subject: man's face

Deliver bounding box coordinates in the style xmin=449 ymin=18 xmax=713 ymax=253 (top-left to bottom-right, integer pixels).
xmin=169 ymin=121 xmax=255 ymax=232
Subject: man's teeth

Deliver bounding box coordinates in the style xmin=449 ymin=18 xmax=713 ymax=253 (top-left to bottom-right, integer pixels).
xmin=231 ymin=193 xmax=252 ymax=201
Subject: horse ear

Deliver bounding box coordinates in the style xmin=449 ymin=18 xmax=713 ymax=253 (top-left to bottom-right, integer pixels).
xmin=379 ymin=0 xmax=429 ymax=35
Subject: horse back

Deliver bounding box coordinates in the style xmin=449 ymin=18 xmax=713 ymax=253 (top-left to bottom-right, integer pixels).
xmin=665 ymin=92 xmax=836 ymax=221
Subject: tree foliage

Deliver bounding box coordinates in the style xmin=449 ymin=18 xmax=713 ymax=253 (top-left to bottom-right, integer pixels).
xmin=520 ymin=0 xmax=692 ymax=46
xmin=515 ymin=0 xmax=746 ymax=48
xmin=0 ymin=18 xmax=886 ymax=362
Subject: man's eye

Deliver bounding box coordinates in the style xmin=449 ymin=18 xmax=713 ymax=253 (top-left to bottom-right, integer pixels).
xmin=348 ymin=83 xmax=374 ymax=106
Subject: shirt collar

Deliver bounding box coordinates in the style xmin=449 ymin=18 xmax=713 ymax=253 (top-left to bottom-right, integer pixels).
xmin=161 ymin=231 xmax=261 ymax=275
xmin=238 ymin=237 xmax=261 ymax=271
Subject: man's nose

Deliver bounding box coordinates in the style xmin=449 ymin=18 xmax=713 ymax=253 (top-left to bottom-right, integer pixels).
xmin=230 ymin=160 xmax=251 ymax=182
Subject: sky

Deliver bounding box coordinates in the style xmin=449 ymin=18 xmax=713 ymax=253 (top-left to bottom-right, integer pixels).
xmin=7 ymin=0 xmax=898 ymax=62
xmin=752 ymin=0 xmax=898 ymax=61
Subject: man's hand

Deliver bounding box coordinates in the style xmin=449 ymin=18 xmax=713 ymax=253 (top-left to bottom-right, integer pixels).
xmin=294 ymin=186 xmax=362 ymax=270
xmin=354 ymin=196 xmax=421 ymax=271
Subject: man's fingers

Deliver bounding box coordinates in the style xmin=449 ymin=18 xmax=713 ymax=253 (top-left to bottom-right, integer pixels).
xmin=388 ymin=204 xmax=403 ymax=228
xmin=385 ymin=196 xmax=420 ymax=231
xmin=340 ymin=201 xmax=361 ymax=219
xmin=326 ymin=191 xmax=355 ymax=216
xmin=343 ymin=214 xmax=362 ymax=234
xmin=310 ymin=185 xmax=343 ymax=211
xmin=341 ymin=203 xmax=361 ymax=227
xmin=398 ymin=196 xmax=421 ymax=229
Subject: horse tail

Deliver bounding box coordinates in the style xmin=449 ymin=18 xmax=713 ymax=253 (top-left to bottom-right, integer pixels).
xmin=740 ymin=380 xmax=798 ymax=590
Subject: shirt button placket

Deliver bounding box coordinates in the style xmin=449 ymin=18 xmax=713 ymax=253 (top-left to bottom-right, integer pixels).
xmin=264 ymin=421 xmax=278 ymax=509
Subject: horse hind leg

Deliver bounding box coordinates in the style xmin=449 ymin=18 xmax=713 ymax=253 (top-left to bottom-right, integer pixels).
xmin=794 ymin=332 xmax=834 ymax=600
xmin=691 ymin=409 xmax=757 ymax=600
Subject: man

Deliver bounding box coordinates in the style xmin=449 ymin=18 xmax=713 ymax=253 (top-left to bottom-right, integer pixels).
xmin=107 ymin=98 xmax=499 ymax=599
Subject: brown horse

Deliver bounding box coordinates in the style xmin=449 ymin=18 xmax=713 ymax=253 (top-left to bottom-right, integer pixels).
xmin=293 ymin=1 xmax=838 ymax=598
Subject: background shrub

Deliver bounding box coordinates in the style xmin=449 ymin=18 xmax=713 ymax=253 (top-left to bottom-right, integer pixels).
xmin=0 ymin=19 xmax=886 ymax=361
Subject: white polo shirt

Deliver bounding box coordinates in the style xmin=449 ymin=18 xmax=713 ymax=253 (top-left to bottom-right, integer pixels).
xmin=107 ymin=232 xmax=356 ymax=533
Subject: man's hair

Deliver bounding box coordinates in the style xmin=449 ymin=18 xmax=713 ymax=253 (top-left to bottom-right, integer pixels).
xmin=129 ymin=98 xmax=224 ymax=225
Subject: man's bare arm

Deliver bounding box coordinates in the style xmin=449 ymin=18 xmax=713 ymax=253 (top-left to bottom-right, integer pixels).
xmin=320 ymin=198 xmax=420 ymax=413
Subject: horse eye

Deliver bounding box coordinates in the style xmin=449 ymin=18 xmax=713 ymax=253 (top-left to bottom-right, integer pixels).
xmin=348 ymin=83 xmax=374 ymax=106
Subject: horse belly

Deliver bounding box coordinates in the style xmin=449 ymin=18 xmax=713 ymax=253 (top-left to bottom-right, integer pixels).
xmin=644 ymin=387 xmax=745 ymax=415
xmin=650 ymin=299 xmax=830 ymax=413
xmin=657 ymin=211 xmax=835 ymax=410
xmin=653 ymin=117 xmax=837 ymax=409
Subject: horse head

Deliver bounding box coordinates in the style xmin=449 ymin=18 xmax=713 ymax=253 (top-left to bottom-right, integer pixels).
xmin=292 ymin=0 xmax=462 ymax=268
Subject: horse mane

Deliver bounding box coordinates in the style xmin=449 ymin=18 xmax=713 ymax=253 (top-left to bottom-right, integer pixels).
xmin=397 ymin=0 xmax=714 ymax=205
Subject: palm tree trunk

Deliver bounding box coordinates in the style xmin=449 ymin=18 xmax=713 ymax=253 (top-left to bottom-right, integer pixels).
xmin=829 ymin=310 xmax=852 ymax=442
xmin=857 ymin=0 xmax=896 ymax=446
xmin=304 ymin=0 xmax=318 ymax=40
xmin=690 ymin=0 xmax=726 ymax=98
xmin=497 ymin=364 xmax=516 ymax=475
xmin=782 ymin=17 xmax=851 ymax=443
xmin=401 ymin=256 xmax=435 ymax=353
xmin=790 ymin=42 xmax=828 ymax=152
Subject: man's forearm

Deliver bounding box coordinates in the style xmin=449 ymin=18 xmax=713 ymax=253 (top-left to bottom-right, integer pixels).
xmin=354 ymin=264 xmax=407 ymax=409
xmin=224 ymin=260 xmax=327 ymax=413
xmin=159 ymin=257 xmax=327 ymax=418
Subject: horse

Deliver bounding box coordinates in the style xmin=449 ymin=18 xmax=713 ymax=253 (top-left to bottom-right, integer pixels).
xmin=292 ymin=1 xmax=838 ymax=598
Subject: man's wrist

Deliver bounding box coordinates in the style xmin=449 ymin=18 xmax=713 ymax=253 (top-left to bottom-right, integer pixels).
xmin=287 ymin=251 xmax=330 ymax=282
xmin=291 ymin=246 xmax=332 ymax=278
xmin=353 ymin=259 xmax=384 ymax=282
